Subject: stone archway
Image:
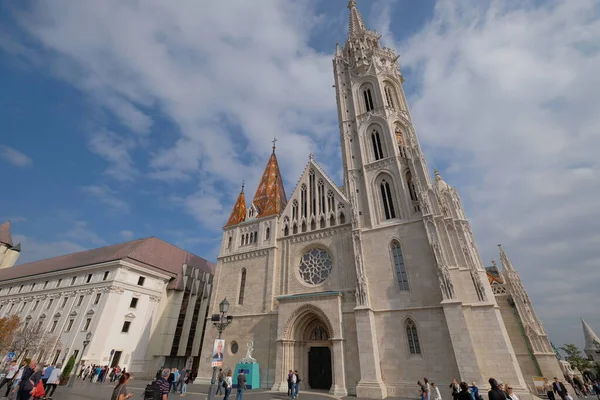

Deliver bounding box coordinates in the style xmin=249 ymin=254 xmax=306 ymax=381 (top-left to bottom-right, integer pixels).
xmin=274 ymin=304 xmax=346 ymax=396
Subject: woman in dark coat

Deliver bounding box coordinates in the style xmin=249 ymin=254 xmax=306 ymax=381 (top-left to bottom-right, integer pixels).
xmin=488 ymin=378 xmax=507 ymax=400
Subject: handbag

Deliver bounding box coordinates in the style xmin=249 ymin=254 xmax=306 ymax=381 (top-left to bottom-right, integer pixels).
xmin=31 ymin=380 xmax=46 ymax=398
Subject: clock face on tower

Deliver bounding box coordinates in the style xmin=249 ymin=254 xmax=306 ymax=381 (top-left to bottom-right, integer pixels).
xmin=298 ymin=248 xmax=333 ymax=286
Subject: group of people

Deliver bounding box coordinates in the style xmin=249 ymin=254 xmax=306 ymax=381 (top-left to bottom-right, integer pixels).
xmin=0 ymin=359 xmax=61 ymax=400
xmin=79 ymin=364 xmax=126 ymax=383
xmin=215 ymin=368 xmax=247 ymax=400
xmin=154 ymin=366 xmax=193 ymax=396
xmin=287 ymin=370 xmax=301 ymax=399
xmin=544 ymin=377 xmax=600 ymax=400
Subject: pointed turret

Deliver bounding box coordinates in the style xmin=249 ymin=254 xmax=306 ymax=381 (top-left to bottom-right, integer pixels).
xmin=498 ymin=244 xmax=516 ymax=272
xmin=252 ymin=141 xmax=287 ymax=218
xmin=347 ymin=0 xmax=367 ymax=37
xmin=434 ymin=169 xmax=452 ymax=192
xmin=225 ymin=183 xmax=247 ymax=227
xmin=581 ymin=318 xmax=600 ymax=358
xmin=0 ymin=221 xmax=13 ymax=247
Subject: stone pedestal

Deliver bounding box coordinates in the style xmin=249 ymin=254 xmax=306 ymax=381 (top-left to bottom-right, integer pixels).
xmin=233 ymin=363 xmax=260 ymax=389
xmin=354 ymin=307 xmax=387 ymax=399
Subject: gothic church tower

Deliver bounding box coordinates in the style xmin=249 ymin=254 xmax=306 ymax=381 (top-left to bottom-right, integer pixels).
xmin=198 ymin=2 xmax=530 ymax=398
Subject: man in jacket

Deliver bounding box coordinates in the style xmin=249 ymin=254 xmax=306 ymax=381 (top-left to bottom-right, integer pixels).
xmin=236 ymin=370 xmax=247 ymax=400
xmin=553 ymin=377 xmax=569 ymax=400
xmin=17 ymin=360 xmax=40 ymax=400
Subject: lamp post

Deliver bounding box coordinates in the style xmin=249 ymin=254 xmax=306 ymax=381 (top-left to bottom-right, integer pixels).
xmin=68 ymin=332 xmax=92 ymax=388
xmin=207 ymin=298 xmax=234 ymax=400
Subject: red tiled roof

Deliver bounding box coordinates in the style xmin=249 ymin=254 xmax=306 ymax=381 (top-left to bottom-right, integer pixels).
xmin=0 ymin=221 xmax=13 ymax=247
xmin=225 ymin=188 xmax=247 ymax=227
xmin=252 ymin=152 xmax=287 ymax=218
xmin=0 ymin=237 xmax=215 ymax=290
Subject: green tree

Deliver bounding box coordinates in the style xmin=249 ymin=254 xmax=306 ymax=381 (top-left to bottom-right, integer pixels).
xmin=560 ymin=344 xmax=593 ymax=372
xmin=60 ymin=354 xmax=76 ymax=382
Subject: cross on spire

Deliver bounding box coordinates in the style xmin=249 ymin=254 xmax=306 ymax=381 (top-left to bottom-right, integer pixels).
xmin=241 ymin=180 xmax=245 ymax=193
xmin=272 ymin=137 xmax=278 ymax=153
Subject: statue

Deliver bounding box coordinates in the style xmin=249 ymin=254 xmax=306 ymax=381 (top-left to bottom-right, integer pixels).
xmin=552 ymin=342 xmax=563 ymax=360
xmin=240 ymin=341 xmax=257 ymax=364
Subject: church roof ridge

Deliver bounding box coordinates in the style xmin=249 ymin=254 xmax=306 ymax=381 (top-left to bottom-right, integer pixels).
xmin=288 ymin=154 xmax=349 ymax=204
xmin=0 ymin=221 xmax=14 ymax=247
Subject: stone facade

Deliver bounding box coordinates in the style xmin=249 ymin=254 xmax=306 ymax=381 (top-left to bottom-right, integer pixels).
xmin=197 ymin=2 xmax=534 ymax=399
xmin=0 ymin=222 xmax=20 ymax=270
xmin=0 ymin=237 xmax=214 ymax=377
xmin=486 ymin=247 xmax=564 ymax=392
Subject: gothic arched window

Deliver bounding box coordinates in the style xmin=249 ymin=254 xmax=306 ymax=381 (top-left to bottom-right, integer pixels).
xmin=327 ymin=191 xmax=334 ymax=213
xmin=265 ymin=227 xmax=270 ymax=240
xmin=301 ymin=184 xmax=307 ymax=219
xmin=391 ymin=240 xmax=409 ymax=291
xmin=292 ymin=200 xmax=299 ymax=221
xmin=363 ymin=88 xmax=374 ymax=112
xmin=284 ymin=225 xmax=289 ymax=236
xmin=227 ymin=236 xmax=232 ymax=249
xmin=371 ymin=130 xmax=384 ymax=160
xmin=339 ymin=213 xmax=346 ymax=224
xmin=320 ymin=216 xmax=326 ymax=229
xmin=309 ymin=170 xmax=316 ymax=217
xmin=380 ymin=179 xmax=397 ymax=220
xmin=384 ymin=85 xmax=396 ymax=109
xmin=318 ymin=180 xmax=325 ymax=215
xmin=309 ymin=324 xmax=329 ymax=341
xmin=238 ymin=268 xmax=247 ymax=305
xmin=406 ymin=319 xmax=421 ymax=354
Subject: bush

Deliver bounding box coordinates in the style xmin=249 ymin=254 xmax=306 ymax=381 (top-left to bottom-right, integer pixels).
xmin=60 ymin=354 xmax=76 ymax=383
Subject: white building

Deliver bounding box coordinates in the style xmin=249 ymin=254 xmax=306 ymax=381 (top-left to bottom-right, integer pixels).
xmin=0 ymin=229 xmax=214 ymax=377
xmin=198 ymin=2 xmax=531 ymax=399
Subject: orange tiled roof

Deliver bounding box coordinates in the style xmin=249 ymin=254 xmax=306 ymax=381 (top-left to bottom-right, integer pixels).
xmin=225 ymin=189 xmax=247 ymax=227
xmin=252 ymin=152 xmax=287 ymax=218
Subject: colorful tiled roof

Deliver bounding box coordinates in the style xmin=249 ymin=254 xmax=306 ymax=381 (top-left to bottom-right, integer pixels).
xmin=0 ymin=221 xmax=13 ymax=247
xmin=225 ymin=185 xmax=247 ymax=227
xmin=0 ymin=237 xmax=215 ymax=290
xmin=252 ymin=152 xmax=287 ymax=218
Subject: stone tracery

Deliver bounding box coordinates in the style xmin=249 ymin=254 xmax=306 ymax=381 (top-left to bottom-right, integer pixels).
xmin=299 ymin=248 xmax=333 ymax=285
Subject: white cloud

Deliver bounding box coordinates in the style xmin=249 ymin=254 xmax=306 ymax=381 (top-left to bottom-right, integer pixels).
xmin=0 ymin=145 xmax=32 ymax=167
xmin=62 ymin=220 xmax=106 ymax=246
xmin=7 ymin=0 xmax=339 ymax=227
xmin=13 ymin=234 xmax=87 ymax=265
xmin=82 ymin=184 xmax=130 ymax=213
xmin=374 ymin=0 xmax=600 ymax=347
xmin=119 ymin=230 xmax=134 ymax=241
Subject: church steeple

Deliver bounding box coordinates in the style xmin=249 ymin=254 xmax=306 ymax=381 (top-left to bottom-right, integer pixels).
xmin=347 ymin=0 xmax=367 ymax=37
xmin=225 ymin=183 xmax=247 ymax=227
xmin=252 ymin=143 xmax=287 ymax=218
xmin=498 ymin=244 xmax=516 ymax=272
xmin=581 ymin=318 xmax=600 ymax=359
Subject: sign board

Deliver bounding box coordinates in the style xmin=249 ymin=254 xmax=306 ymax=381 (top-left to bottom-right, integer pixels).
xmin=211 ymin=339 xmax=225 ymax=367
xmin=532 ymin=377 xmax=546 ymax=396
xmin=6 ymin=352 xmax=15 ymax=361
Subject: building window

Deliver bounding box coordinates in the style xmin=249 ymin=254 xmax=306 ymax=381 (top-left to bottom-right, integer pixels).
xmin=371 ymin=130 xmax=384 ymax=160
xmin=137 ymin=277 xmax=145 ymax=286
xmin=121 ymin=321 xmax=131 ymax=333
xmin=36 ymin=321 xmax=43 ymax=332
xmin=380 ymin=179 xmax=397 ymax=220
xmin=61 ymin=297 xmax=68 ymax=308
xmin=31 ymin=283 xmax=36 ymax=291
xmin=265 ymin=227 xmax=270 ymax=240
xmin=230 ymin=341 xmax=239 ymax=355
xmin=84 ymin=318 xmax=92 ymax=331
xmin=238 ymin=268 xmax=247 ymax=306
xmin=292 ymin=200 xmax=298 ymax=221
xmin=66 ymin=319 xmax=74 ymax=332
xmin=57 ymin=279 xmax=62 ymax=288
xmin=86 ymin=274 xmax=92 ymax=283
xmin=50 ymin=320 xmax=58 ymax=333
xmin=103 ymin=271 xmax=109 ymax=281
xmin=19 ymin=302 xmax=26 ymax=312
xmin=18 ymin=285 xmax=23 ymax=293
xmin=363 ymin=88 xmax=374 ymax=112
xmin=391 ymin=241 xmax=409 ymax=291
xmin=46 ymin=299 xmax=53 ymax=310
xmin=227 ymin=236 xmax=232 ymax=248
xmin=94 ymin=293 xmax=101 ymax=305
xmin=318 ymin=180 xmax=325 ymax=215
xmin=71 ymin=277 xmax=76 ymax=285
xmin=8 ymin=304 xmax=14 ymax=313
xmin=76 ymin=296 xmax=84 ymax=307
xmin=43 ymin=281 xmax=48 ymax=289
xmin=32 ymin=301 xmax=39 ymax=311
xmin=384 ymin=85 xmax=396 ymax=109
xmin=406 ymin=319 xmax=421 ymax=355
xmin=301 ymin=185 xmax=307 ymax=219
xmin=129 ymin=298 xmax=138 ymax=309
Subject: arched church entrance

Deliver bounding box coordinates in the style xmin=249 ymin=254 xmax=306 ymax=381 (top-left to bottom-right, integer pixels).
xmin=286 ymin=307 xmax=333 ymax=391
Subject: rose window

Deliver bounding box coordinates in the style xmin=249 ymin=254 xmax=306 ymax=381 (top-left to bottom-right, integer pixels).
xmin=299 ymin=248 xmax=333 ymax=285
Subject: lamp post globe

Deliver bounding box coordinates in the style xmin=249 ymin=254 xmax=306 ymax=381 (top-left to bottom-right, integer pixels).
xmin=219 ymin=298 xmax=229 ymax=314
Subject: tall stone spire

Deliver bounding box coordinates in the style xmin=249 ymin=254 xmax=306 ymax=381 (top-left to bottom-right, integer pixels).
xmin=347 ymin=0 xmax=367 ymax=37
xmin=252 ymin=146 xmax=287 ymax=218
xmin=581 ymin=318 xmax=600 ymax=359
xmin=0 ymin=221 xmax=13 ymax=247
xmin=225 ymin=183 xmax=247 ymax=227
xmin=498 ymin=244 xmax=516 ymax=272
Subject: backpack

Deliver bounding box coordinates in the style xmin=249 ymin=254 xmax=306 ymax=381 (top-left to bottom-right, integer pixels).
xmin=144 ymin=381 xmax=162 ymax=400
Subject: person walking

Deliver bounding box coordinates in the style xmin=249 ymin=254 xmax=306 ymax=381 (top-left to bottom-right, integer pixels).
xmin=236 ymin=370 xmax=247 ymax=400
xmin=44 ymin=362 xmax=62 ymax=400
xmin=112 ymin=372 xmax=133 ymax=400
xmin=431 ymin=382 xmax=442 ymax=400
xmin=470 ymin=382 xmax=481 ymax=400
xmin=287 ymin=371 xmax=294 ymax=397
xmin=0 ymin=360 xmax=18 ymax=396
xmin=41 ymin=364 xmax=54 ymax=390
xmin=293 ymin=370 xmax=301 ymax=399
xmin=17 ymin=360 xmax=41 ymax=400
xmin=156 ymin=368 xmax=171 ymax=400
xmin=488 ymin=378 xmax=507 ymax=400
xmin=544 ymin=378 xmax=556 ymax=400
xmin=289 ymin=371 xmax=297 ymax=400
xmin=216 ymin=369 xmax=224 ymax=396
xmin=223 ymin=370 xmax=233 ymax=400
xmin=458 ymin=382 xmax=473 ymax=400
xmin=553 ymin=377 xmax=569 ymax=400
xmin=450 ymin=379 xmax=460 ymax=400
xmin=180 ymin=371 xmax=190 ymax=396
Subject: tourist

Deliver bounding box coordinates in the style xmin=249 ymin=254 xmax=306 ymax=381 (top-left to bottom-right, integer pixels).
xmin=289 ymin=371 xmax=297 ymax=400
xmin=470 ymin=381 xmax=481 ymax=400
xmin=287 ymin=370 xmax=294 ymax=397
xmin=450 ymin=379 xmax=460 ymax=400
xmin=17 ymin=360 xmax=42 ymax=400
xmin=458 ymin=382 xmax=472 ymax=400
xmin=157 ymin=368 xmax=171 ymax=400
xmin=418 ymin=381 xmax=428 ymax=400
xmin=112 ymin=372 xmax=133 ymax=400
xmin=181 ymin=370 xmax=190 ymax=396
xmin=544 ymin=378 xmax=556 ymax=400
xmin=553 ymin=377 xmax=569 ymax=400
xmin=0 ymin=360 xmax=18 ymax=396
xmin=41 ymin=363 xmax=54 ymax=390
xmin=293 ymin=370 xmax=301 ymax=399
xmin=236 ymin=370 xmax=247 ymax=400
xmin=424 ymin=378 xmax=431 ymax=400
xmin=178 ymin=369 xmax=187 ymax=394
xmin=45 ymin=362 xmax=62 ymax=400
xmin=488 ymin=378 xmax=507 ymax=400
xmin=223 ymin=370 xmax=233 ymax=400
xmin=505 ymin=385 xmax=519 ymax=400
xmin=431 ymin=382 xmax=442 ymax=400
xmin=216 ymin=369 xmax=224 ymax=396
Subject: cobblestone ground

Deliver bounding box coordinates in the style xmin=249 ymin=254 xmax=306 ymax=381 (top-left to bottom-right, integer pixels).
xmin=47 ymin=380 xmax=351 ymax=400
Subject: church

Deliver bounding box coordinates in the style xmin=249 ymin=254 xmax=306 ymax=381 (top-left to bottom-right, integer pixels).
xmin=198 ymin=2 xmax=538 ymax=398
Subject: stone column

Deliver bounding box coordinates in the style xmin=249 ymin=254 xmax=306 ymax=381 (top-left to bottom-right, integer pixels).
xmin=272 ymin=340 xmax=292 ymax=392
xmin=330 ymin=339 xmax=348 ymax=396
xmin=355 ymin=308 xmax=387 ymax=399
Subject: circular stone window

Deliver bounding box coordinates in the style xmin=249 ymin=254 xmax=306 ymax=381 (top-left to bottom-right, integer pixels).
xmin=230 ymin=341 xmax=239 ymax=355
xmin=299 ymin=248 xmax=333 ymax=285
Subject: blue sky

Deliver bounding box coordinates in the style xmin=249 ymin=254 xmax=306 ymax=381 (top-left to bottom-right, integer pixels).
xmin=1 ymin=0 xmax=600 ymax=350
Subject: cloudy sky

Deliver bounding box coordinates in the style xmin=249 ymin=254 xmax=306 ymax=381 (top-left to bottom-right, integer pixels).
xmin=1 ymin=0 xmax=599 ymax=351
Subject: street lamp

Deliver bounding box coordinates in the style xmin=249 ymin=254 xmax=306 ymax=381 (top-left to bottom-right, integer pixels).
xmin=68 ymin=332 xmax=92 ymax=388
xmin=207 ymin=298 xmax=234 ymax=400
